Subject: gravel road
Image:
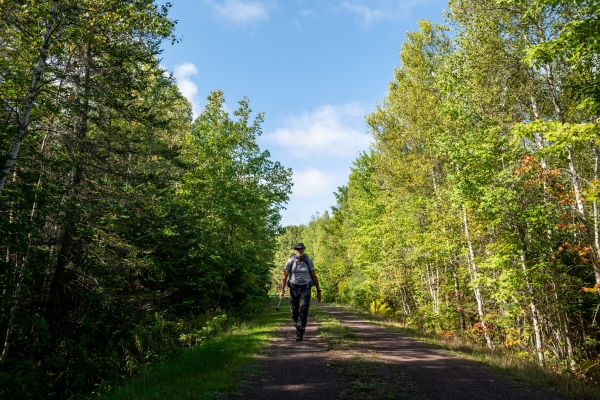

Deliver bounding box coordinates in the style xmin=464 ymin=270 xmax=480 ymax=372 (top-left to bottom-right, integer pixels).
xmin=231 ymin=303 xmax=568 ymax=400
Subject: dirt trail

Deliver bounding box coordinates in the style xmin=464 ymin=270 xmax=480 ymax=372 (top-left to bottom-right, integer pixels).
xmin=230 ymin=313 xmax=353 ymax=400
xmin=232 ymin=303 xmax=567 ymax=400
xmin=316 ymin=304 xmax=566 ymax=400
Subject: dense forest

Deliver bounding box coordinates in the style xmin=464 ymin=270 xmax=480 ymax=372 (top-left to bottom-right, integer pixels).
xmin=4 ymin=0 xmax=600 ymax=397
xmin=277 ymin=0 xmax=600 ymax=382
xmin=0 ymin=1 xmax=291 ymax=398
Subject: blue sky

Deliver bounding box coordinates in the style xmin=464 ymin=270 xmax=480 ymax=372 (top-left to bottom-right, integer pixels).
xmin=160 ymin=0 xmax=449 ymax=226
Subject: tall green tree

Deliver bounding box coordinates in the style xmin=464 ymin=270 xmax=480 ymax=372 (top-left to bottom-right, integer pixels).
xmin=0 ymin=2 xmax=293 ymax=398
xmin=287 ymin=0 xmax=600 ymax=379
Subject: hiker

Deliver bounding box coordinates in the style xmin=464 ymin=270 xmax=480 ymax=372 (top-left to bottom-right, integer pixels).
xmin=279 ymin=242 xmax=322 ymax=341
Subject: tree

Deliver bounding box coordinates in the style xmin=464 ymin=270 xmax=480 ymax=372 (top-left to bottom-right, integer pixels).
xmin=287 ymin=1 xmax=600 ymax=377
xmin=0 ymin=2 xmax=293 ymax=398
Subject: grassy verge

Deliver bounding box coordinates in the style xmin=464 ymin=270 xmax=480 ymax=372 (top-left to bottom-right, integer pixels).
xmin=324 ymin=303 xmax=600 ymax=400
xmin=97 ymin=298 xmax=288 ymax=400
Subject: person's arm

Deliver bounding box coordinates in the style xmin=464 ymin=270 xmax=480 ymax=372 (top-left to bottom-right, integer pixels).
xmin=279 ymin=270 xmax=290 ymax=299
xmin=309 ymin=270 xmax=322 ymax=302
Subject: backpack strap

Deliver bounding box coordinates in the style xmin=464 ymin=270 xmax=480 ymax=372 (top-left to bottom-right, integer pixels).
xmin=288 ymin=254 xmax=313 ymax=289
xmin=286 ymin=254 xmax=294 ymax=288
xmin=301 ymin=254 xmax=313 ymax=287
xmin=289 ymin=253 xmax=309 ymax=268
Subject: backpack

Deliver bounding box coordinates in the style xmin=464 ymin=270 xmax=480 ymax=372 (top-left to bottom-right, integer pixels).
xmin=287 ymin=253 xmax=313 ymax=288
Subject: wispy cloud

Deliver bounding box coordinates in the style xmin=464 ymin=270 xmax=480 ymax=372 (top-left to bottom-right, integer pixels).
xmin=279 ymin=167 xmax=343 ymax=225
xmin=341 ymin=0 xmax=432 ymax=26
xmin=173 ymin=62 xmax=201 ymax=118
xmin=292 ymin=168 xmax=339 ymax=200
xmin=342 ymin=3 xmax=383 ymax=25
xmin=264 ymin=103 xmax=371 ymax=158
xmin=206 ymin=0 xmax=270 ymax=26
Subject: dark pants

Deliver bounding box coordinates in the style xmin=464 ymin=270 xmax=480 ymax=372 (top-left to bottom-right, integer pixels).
xmin=289 ymin=285 xmax=311 ymax=333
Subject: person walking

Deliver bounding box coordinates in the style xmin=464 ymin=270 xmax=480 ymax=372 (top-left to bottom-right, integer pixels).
xmin=279 ymin=242 xmax=322 ymax=341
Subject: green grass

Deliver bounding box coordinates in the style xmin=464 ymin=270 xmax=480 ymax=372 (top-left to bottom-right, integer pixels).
xmin=97 ymin=298 xmax=288 ymax=400
xmin=325 ymin=303 xmax=600 ymax=400
xmin=312 ymin=307 xmax=415 ymax=399
xmin=311 ymin=306 xmax=359 ymax=351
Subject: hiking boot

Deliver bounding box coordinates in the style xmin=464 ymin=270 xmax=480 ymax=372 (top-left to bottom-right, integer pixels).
xmin=296 ymin=332 xmax=303 ymax=341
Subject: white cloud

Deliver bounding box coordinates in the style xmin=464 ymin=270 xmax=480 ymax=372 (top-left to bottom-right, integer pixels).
xmin=262 ymin=103 xmax=371 ymax=225
xmin=206 ymin=0 xmax=270 ymax=25
xmin=292 ymin=168 xmax=339 ymax=200
xmin=264 ymin=103 xmax=371 ymax=157
xmin=278 ymin=168 xmax=343 ymax=226
xmin=173 ymin=62 xmax=201 ymax=118
xmin=341 ymin=0 xmax=433 ymax=25
xmin=343 ymin=4 xmax=383 ymax=25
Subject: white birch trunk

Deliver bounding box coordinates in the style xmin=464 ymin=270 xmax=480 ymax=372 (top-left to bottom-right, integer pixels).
xmin=462 ymin=207 xmax=494 ymax=349
xmin=519 ymin=250 xmax=545 ymax=366
xmin=0 ymin=260 xmax=23 ymax=364
xmin=530 ymin=92 xmax=578 ymax=365
xmin=567 ymin=149 xmax=600 ymax=283
xmin=548 ymin=276 xmax=576 ymax=370
xmin=426 ymin=263 xmax=439 ymax=316
xmin=594 ymin=149 xmax=599 ymax=262
xmin=0 ymin=0 xmax=59 ymax=197
xmin=558 ymin=308 xmax=576 ymax=370
xmin=544 ymin=60 xmax=600 ymax=280
xmin=531 ymin=61 xmax=578 ymax=369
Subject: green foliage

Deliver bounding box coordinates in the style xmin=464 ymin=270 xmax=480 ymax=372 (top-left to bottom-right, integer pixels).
xmin=505 ymin=0 xmax=600 ymax=107
xmin=275 ymin=1 xmax=600 ymax=387
xmin=98 ymin=298 xmax=289 ymax=400
xmin=0 ymin=2 xmax=291 ymax=397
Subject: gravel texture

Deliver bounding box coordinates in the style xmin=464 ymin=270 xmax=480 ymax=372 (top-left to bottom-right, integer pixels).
xmin=230 ymin=312 xmax=353 ymax=400
xmin=231 ymin=302 xmax=568 ymax=400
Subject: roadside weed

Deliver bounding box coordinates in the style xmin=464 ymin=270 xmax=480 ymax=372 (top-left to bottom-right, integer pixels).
xmin=98 ymin=298 xmax=287 ymax=400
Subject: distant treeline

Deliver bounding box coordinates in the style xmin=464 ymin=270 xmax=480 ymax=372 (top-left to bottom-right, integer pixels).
xmin=279 ymin=0 xmax=600 ymax=383
xmin=0 ymin=1 xmax=291 ymax=398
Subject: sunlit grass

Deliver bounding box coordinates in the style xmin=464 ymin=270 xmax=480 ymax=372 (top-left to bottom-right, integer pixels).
xmin=325 ymin=303 xmax=600 ymax=400
xmin=97 ymin=298 xmax=287 ymax=400
xmin=311 ymin=306 xmax=358 ymax=351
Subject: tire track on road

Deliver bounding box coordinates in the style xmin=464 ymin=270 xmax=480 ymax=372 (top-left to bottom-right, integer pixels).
xmin=315 ymin=303 xmax=567 ymax=400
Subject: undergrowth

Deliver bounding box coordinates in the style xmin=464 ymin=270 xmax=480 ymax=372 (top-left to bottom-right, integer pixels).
xmin=95 ymin=298 xmax=287 ymax=400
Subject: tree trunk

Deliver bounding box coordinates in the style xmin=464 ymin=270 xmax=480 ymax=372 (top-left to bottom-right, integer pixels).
xmin=594 ymin=148 xmax=600 ymax=263
xmin=426 ymin=263 xmax=439 ymax=316
xmin=1 ymin=171 xmax=20 ymax=365
xmin=0 ymin=0 xmax=59 ymax=197
xmin=452 ymin=269 xmax=465 ymax=331
xmin=45 ymin=42 xmax=92 ymax=324
xmin=558 ymin=307 xmax=576 ymax=370
xmin=0 ymin=266 xmax=23 ymax=365
xmin=567 ymin=148 xmax=600 ymax=283
xmin=462 ymin=207 xmax=494 ymax=349
xmin=519 ymin=250 xmax=545 ymax=366
xmin=528 ymin=91 xmax=578 ymax=366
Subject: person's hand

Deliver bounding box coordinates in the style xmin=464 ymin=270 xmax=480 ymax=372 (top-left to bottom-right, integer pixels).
xmin=317 ymin=292 xmax=322 ymax=302
xmin=279 ymin=290 xmax=285 ymax=299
